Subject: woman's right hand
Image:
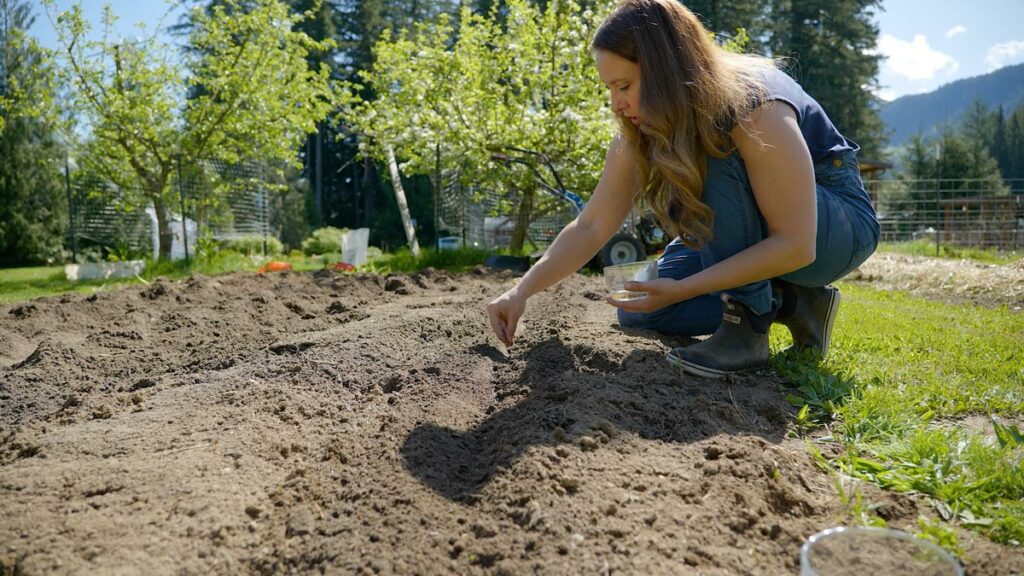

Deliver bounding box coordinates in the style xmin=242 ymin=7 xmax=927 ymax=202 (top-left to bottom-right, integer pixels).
xmin=486 ymin=290 xmax=526 ymax=348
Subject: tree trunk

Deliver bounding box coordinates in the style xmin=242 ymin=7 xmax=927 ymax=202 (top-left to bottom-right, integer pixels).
xmin=152 ymin=195 xmax=173 ymax=260
xmin=510 ymin=186 xmax=534 ymax=255
xmin=148 ymin=169 xmax=174 ymax=260
xmin=385 ymin=145 xmax=421 ymax=257
xmin=153 ymin=197 xmax=172 ymax=260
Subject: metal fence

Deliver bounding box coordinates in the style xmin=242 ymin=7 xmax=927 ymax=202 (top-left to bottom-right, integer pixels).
xmin=434 ymin=166 xmax=579 ymax=252
xmin=439 ymin=175 xmax=1024 ymax=254
xmin=66 ymin=157 xmax=275 ymax=262
xmin=868 ymin=178 xmax=1024 ymax=253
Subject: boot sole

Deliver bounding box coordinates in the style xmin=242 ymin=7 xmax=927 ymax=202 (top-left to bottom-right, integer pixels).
xmin=820 ymin=288 xmax=841 ymax=359
xmin=664 ymin=350 xmax=730 ymax=379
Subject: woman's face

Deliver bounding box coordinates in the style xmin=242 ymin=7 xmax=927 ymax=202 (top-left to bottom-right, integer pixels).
xmin=594 ymin=49 xmax=642 ymax=125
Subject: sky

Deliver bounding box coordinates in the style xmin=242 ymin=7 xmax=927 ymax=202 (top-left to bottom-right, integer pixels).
xmin=27 ymin=0 xmax=1024 ymax=102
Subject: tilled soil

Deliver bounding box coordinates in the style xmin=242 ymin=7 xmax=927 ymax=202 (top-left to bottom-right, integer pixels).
xmin=1 ymin=269 xmax=1020 ymax=575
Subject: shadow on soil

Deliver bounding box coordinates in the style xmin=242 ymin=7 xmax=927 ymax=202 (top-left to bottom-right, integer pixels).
xmin=401 ymin=335 xmax=808 ymax=502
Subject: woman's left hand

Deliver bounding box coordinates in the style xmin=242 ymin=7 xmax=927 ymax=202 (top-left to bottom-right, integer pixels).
xmin=605 ymin=278 xmax=687 ymax=313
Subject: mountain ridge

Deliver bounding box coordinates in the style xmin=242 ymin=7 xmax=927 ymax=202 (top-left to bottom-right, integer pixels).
xmin=881 ymin=63 xmax=1024 ymax=147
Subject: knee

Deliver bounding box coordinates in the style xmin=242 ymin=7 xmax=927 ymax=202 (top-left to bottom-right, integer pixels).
xmin=617 ymin=298 xmax=723 ymax=337
xmin=617 ymin=307 xmax=666 ymax=330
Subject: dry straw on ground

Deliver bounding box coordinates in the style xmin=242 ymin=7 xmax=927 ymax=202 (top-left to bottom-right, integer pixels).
xmin=848 ymin=252 xmax=1024 ymax=311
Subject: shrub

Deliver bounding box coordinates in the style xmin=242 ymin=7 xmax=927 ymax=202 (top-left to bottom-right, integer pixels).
xmin=222 ymin=235 xmax=284 ymax=256
xmin=301 ymin=226 xmax=347 ymax=256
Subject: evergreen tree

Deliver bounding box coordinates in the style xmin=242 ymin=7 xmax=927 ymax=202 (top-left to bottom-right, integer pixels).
xmin=1008 ymin=105 xmax=1024 ymax=183
xmin=992 ymin=105 xmax=1009 ymax=179
xmin=770 ymin=0 xmax=886 ymax=158
xmin=961 ymin=99 xmax=994 ymax=147
xmin=896 ymin=133 xmax=937 ymax=225
xmin=935 ymin=127 xmax=1006 ymax=197
xmin=0 ymin=0 xmax=66 ymax=265
xmin=684 ymin=0 xmax=771 ymax=50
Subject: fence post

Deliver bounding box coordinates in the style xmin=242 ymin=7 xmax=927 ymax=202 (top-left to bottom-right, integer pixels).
xmin=934 ymin=177 xmax=940 ymax=257
xmin=261 ymin=182 xmax=268 ymax=258
xmin=65 ymin=154 xmax=77 ymax=263
xmin=177 ymin=153 xmax=190 ymax=266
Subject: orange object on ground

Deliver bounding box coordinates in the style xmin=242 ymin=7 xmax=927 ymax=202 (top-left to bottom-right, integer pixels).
xmin=258 ymin=261 xmax=292 ymax=273
xmin=331 ymin=262 xmax=356 ymax=272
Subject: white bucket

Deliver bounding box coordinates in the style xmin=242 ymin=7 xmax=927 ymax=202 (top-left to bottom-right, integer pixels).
xmin=341 ymin=228 xmax=370 ymax=267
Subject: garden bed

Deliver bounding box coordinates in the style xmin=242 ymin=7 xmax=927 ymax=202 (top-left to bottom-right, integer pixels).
xmin=1 ymin=269 xmax=1020 ymax=574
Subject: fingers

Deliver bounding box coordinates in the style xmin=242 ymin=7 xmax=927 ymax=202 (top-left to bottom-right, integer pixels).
xmin=487 ymin=305 xmax=510 ymax=347
xmin=605 ymin=294 xmax=650 ymax=312
xmin=504 ymin=314 xmax=518 ymax=347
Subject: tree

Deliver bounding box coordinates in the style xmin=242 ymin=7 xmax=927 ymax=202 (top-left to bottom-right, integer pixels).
xmin=343 ymin=0 xmax=615 ymax=253
xmin=0 ymin=0 xmax=66 ymax=265
xmin=1008 ymin=106 xmax=1024 ymax=183
xmin=934 ymin=127 xmax=1007 ymax=197
xmin=47 ymin=0 xmax=337 ymax=259
xmin=684 ymin=0 xmax=771 ymax=51
xmin=770 ymin=0 xmax=887 ymax=158
xmin=961 ymin=99 xmax=994 ymax=146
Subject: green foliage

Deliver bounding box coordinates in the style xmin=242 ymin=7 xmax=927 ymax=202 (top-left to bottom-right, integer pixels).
xmin=361 ymin=246 xmax=490 ymax=275
xmin=877 ymin=240 xmax=1020 ymax=266
xmin=301 ymin=226 xmax=347 ymax=255
xmin=222 ymin=235 xmax=284 ymax=256
xmin=916 ymin=517 xmax=964 ymax=559
xmin=0 ymin=1 xmax=61 ymax=131
xmin=834 ymin=477 xmax=888 ymax=528
xmin=773 ymin=282 xmax=1024 ymax=544
xmin=0 ymin=0 xmax=66 ymax=266
xmin=45 ymin=0 xmax=338 ymax=259
xmin=342 ymin=0 xmax=616 ymax=253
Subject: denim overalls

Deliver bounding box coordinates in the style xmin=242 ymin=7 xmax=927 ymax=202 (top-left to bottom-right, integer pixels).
xmin=617 ymin=150 xmax=880 ymax=336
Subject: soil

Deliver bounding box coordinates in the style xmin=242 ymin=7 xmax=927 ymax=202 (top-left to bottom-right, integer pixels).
xmin=1 ymin=268 xmax=1021 ymax=575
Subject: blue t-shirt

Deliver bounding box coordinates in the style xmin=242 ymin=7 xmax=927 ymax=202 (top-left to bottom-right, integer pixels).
xmin=757 ymin=67 xmax=859 ymax=162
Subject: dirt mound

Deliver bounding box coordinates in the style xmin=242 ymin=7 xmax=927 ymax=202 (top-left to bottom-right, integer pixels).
xmin=1 ymin=270 xmax=1020 ymax=575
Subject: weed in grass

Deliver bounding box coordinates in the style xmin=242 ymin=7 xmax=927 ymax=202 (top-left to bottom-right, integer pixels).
xmin=916 ymin=517 xmax=965 ymax=559
xmin=834 ymin=475 xmax=888 ymax=528
xmin=774 ymin=283 xmax=1024 ymax=545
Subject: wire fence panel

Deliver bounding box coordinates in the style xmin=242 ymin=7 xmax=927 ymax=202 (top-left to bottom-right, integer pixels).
xmin=868 ymin=179 xmax=1024 ymax=252
xmin=66 ymin=158 xmax=275 ymax=261
xmin=66 ymin=175 xmax=156 ymax=260
xmin=181 ymin=159 xmax=273 ymax=244
xmin=435 ymin=168 xmax=577 ymax=251
xmin=439 ymin=175 xmax=1024 ymax=254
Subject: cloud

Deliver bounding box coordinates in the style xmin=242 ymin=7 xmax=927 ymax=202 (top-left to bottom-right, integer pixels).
xmin=874 ymin=89 xmax=897 ymax=102
xmin=945 ymin=25 xmax=967 ymax=39
xmin=985 ymin=40 xmax=1024 ymax=71
xmin=877 ymin=34 xmax=959 ymax=81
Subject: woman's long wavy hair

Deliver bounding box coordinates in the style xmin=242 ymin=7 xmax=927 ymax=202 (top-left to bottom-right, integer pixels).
xmin=592 ymin=0 xmax=776 ymax=248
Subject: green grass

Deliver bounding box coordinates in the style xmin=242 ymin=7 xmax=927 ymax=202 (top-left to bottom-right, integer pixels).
xmin=877 ymin=239 xmax=1022 ymax=266
xmin=0 ymin=247 xmax=493 ymax=304
xmin=363 ymin=246 xmax=493 ymax=274
xmin=773 ymin=282 xmax=1024 ymax=546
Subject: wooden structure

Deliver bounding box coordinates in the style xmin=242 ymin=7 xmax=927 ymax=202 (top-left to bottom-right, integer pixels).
xmin=940 ymin=195 xmax=1023 ymax=248
xmin=858 ymin=158 xmax=893 ymax=204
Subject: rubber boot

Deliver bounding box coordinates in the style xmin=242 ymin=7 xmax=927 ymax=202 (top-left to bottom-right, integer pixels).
xmin=665 ymin=293 xmax=774 ymax=379
xmin=773 ymin=281 xmax=841 ymax=359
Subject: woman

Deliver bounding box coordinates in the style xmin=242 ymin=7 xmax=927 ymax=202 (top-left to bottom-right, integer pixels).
xmin=485 ymin=0 xmax=879 ymax=378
